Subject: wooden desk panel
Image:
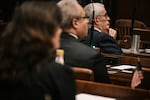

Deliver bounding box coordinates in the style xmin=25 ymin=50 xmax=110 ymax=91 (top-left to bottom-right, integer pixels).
xmin=109 ymin=72 xmax=132 ymax=86
xmin=76 ymin=80 xmax=150 ymax=100
xmin=102 ymin=53 xmax=150 ymax=68
xmin=119 ymin=56 xmax=150 ymax=68
xmin=108 ymin=69 xmax=150 ymax=90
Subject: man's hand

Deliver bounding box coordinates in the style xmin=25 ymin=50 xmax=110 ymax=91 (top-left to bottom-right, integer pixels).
xmin=109 ymin=28 xmax=117 ymax=39
xmin=131 ymin=70 xmax=144 ymax=89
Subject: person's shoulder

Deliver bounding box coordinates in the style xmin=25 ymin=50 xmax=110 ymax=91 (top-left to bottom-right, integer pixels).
xmin=44 ymin=62 xmax=68 ymax=70
xmin=61 ymin=36 xmax=97 ymax=53
xmin=92 ymin=30 xmax=106 ymax=38
xmin=98 ymin=31 xmax=107 ymax=36
xmin=39 ymin=62 xmax=76 ymax=100
xmin=77 ymin=42 xmax=100 ymax=54
xmin=43 ymin=62 xmax=73 ymax=74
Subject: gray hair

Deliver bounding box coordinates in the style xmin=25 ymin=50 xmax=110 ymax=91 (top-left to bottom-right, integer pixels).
xmin=84 ymin=3 xmax=104 ymax=24
xmin=57 ymin=0 xmax=82 ymax=29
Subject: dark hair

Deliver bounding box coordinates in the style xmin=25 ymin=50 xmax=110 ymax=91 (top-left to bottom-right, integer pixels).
xmin=0 ymin=1 xmax=62 ymax=80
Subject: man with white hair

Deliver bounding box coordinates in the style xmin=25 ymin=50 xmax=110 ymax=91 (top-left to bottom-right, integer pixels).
xmin=81 ymin=3 xmax=123 ymax=55
xmin=57 ymin=0 xmax=111 ymax=83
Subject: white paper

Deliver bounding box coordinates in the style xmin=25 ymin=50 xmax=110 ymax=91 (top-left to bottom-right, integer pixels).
xmin=108 ymin=70 xmax=118 ymax=74
xmin=122 ymin=48 xmax=144 ymax=53
xmin=111 ymin=65 xmax=136 ymax=70
xmin=76 ymin=93 xmax=116 ymax=100
xmin=145 ymin=49 xmax=150 ymax=53
xmin=121 ymin=70 xmax=133 ymax=74
xmin=121 ymin=48 xmax=131 ymax=53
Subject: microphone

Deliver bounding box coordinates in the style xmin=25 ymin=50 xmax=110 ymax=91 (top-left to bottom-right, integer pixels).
xmin=136 ymin=57 xmax=142 ymax=71
xmin=89 ymin=0 xmax=95 ymax=48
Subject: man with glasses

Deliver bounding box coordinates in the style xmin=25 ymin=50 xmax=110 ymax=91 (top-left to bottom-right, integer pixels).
xmin=81 ymin=3 xmax=123 ymax=55
xmin=57 ymin=0 xmax=110 ymax=83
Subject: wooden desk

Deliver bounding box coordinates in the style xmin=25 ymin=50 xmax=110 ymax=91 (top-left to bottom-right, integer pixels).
xmin=76 ymin=80 xmax=150 ymax=100
xmin=123 ymin=52 xmax=150 ymax=57
xmin=102 ymin=53 xmax=150 ymax=68
xmin=119 ymin=55 xmax=150 ymax=68
xmin=108 ymin=70 xmax=132 ymax=86
xmin=102 ymin=53 xmax=150 ymax=89
xmin=108 ymin=65 xmax=150 ymax=90
xmin=133 ymin=28 xmax=150 ymax=43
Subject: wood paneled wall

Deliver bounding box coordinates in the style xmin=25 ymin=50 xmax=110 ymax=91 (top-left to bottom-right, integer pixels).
xmin=116 ymin=0 xmax=150 ymax=26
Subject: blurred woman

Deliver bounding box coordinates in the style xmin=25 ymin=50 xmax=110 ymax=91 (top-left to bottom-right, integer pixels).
xmin=0 ymin=1 xmax=75 ymax=100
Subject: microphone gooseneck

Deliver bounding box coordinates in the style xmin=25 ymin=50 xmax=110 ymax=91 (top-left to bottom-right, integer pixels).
xmin=89 ymin=0 xmax=95 ymax=48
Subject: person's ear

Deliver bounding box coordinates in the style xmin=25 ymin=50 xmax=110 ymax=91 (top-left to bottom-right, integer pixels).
xmin=72 ymin=18 xmax=79 ymax=29
xmin=94 ymin=17 xmax=100 ymax=25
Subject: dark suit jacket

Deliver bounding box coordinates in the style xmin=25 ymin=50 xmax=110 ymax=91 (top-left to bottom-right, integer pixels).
xmin=0 ymin=62 xmax=76 ymax=100
xmin=60 ymin=32 xmax=110 ymax=83
xmin=81 ymin=29 xmax=123 ymax=55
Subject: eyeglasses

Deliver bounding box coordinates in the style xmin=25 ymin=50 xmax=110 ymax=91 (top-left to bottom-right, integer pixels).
xmin=97 ymin=13 xmax=109 ymax=18
xmin=75 ymin=16 xmax=90 ymax=20
xmin=75 ymin=16 xmax=90 ymax=23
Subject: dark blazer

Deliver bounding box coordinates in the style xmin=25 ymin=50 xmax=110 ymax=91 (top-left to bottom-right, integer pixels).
xmin=81 ymin=29 xmax=123 ymax=55
xmin=60 ymin=32 xmax=110 ymax=83
xmin=0 ymin=62 xmax=76 ymax=100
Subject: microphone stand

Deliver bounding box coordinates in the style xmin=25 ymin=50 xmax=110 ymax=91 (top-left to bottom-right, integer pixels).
xmin=130 ymin=0 xmax=139 ymax=35
xmin=16 ymin=0 xmax=19 ymax=6
xmin=89 ymin=0 xmax=95 ymax=48
xmin=130 ymin=8 xmax=135 ymax=35
xmin=130 ymin=0 xmax=140 ymax=53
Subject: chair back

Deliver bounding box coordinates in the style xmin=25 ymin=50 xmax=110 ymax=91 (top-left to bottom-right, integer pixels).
xmin=115 ymin=19 xmax=147 ymax=40
xmin=72 ymin=67 xmax=94 ymax=81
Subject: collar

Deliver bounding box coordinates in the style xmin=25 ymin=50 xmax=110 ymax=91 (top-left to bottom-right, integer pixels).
xmin=94 ymin=27 xmax=101 ymax=32
xmin=68 ymin=33 xmax=78 ymax=39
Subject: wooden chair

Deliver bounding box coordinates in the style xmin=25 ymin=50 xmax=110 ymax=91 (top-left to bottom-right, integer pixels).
xmin=72 ymin=67 xmax=94 ymax=81
xmin=115 ymin=19 xmax=148 ymax=40
xmin=76 ymin=80 xmax=150 ymax=100
xmin=115 ymin=19 xmax=149 ymax=48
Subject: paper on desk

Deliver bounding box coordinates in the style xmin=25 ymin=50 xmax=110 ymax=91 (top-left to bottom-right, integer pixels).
xmin=122 ymin=48 xmax=144 ymax=53
xmin=76 ymin=93 xmax=116 ymax=100
xmin=108 ymin=70 xmax=118 ymax=74
xmin=121 ymin=70 xmax=133 ymax=74
xmin=111 ymin=65 xmax=136 ymax=70
xmin=121 ymin=48 xmax=131 ymax=53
